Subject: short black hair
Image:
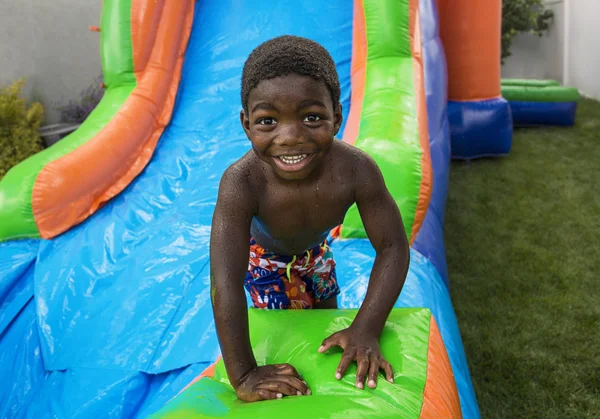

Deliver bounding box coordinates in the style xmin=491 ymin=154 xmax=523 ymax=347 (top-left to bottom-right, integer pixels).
xmin=241 ymin=35 xmax=341 ymax=112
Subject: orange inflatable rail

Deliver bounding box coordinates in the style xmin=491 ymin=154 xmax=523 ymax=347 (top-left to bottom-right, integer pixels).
xmin=0 ymin=0 xmax=195 ymax=241
xmin=33 ymin=1 xmax=195 ymax=238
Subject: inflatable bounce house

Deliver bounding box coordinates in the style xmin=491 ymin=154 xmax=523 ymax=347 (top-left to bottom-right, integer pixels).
xmin=0 ymin=0 xmax=512 ymax=417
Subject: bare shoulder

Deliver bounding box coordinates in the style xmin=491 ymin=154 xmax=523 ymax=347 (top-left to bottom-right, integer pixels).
xmin=221 ymin=152 xmax=251 ymax=182
xmin=218 ymin=151 xmax=260 ymax=213
xmin=330 ymin=140 xmax=383 ymax=185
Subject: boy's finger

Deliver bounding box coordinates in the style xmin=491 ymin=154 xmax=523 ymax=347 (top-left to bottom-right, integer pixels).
xmin=257 ymin=380 xmax=298 ymax=397
xmin=258 ymin=389 xmax=281 ymax=400
xmin=355 ymin=354 xmax=369 ymax=389
xmin=381 ymin=359 xmax=394 ymax=383
xmin=318 ymin=334 xmax=339 ymax=353
xmin=274 ymin=363 xmax=300 ymax=377
xmin=367 ymin=355 xmax=380 ymax=388
xmin=336 ymin=350 xmax=355 ymax=380
xmin=270 ymin=375 xmax=309 ymax=394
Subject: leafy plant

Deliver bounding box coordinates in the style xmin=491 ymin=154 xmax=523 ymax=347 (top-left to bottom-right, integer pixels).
xmin=56 ymin=75 xmax=104 ymax=124
xmin=502 ymin=0 xmax=554 ymax=62
xmin=0 ymin=79 xmax=44 ymax=180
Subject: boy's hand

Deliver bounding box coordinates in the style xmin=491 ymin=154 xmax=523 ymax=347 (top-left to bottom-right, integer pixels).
xmin=319 ymin=327 xmax=394 ymax=390
xmin=235 ymin=363 xmax=311 ymax=402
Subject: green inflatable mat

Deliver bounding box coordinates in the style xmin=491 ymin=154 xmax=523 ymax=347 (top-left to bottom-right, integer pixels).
xmin=501 ymin=82 xmax=580 ymax=103
xmin=150 ymin=308 xmax=459 ymax=418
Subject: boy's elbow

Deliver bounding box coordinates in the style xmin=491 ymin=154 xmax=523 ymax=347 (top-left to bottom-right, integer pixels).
xmin=399 ymin=235 xmax=410 ymax=267
xmin=382 ymin=234 xmax=410 ymax=264
xmin=378 ymin=236 xmax=408 ymax=259
xmin=399 ymin=231 xmax=409 ymax=250
xmin=391 ymin=230 xmax=409 ymax=253
xmin=211 ymin=284 xmax=228 ymax=311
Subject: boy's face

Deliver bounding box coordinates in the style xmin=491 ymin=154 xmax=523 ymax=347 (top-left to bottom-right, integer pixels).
xmin=241 ymin=74 xmax=342 ymax=181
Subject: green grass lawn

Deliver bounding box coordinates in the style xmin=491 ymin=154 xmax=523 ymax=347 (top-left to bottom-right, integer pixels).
xmin=445 ymin=97 xmax=600 ymax=418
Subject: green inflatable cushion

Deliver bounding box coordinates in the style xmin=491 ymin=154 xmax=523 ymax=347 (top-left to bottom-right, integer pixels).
xmin=150 ymin=308 xmax=442 ymax=418
xmin=502 ymin=85 xmax=580 ymax=103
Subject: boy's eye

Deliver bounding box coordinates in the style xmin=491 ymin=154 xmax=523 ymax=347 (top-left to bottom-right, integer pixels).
xmin=257 ymin=117 xmax=276 ymax=126
xmin=304 ymin=114 xmax=322 ymax=123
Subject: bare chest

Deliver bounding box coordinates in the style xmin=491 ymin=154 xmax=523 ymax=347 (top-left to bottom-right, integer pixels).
xmin=254 ymin=179 xmax=354 ymax=241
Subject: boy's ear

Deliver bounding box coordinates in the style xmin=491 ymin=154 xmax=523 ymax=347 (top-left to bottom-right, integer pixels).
xmin=333 ymin=103 xmax=343 ymax=135
xmin=240 ymin=110 xmax=251 ymax=136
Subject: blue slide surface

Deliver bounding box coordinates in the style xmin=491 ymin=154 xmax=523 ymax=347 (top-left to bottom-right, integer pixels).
xmin=0 ymin=1 xmax=479 ymax=417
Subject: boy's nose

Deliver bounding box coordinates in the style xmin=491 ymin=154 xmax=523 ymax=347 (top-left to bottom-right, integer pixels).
xmin=275 ymin=123 xmax=304 ymax=147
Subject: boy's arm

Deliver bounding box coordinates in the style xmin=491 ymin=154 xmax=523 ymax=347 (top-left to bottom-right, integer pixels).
xmin=350 ymin=153 xmax=409 ymax=337
xmin=319 ymin=153 xmax=409 ymax=389
xmin=211 ymin=166 xmax=309 ymax=401
xmin=211 ymin=167 xmax=256 ymax=385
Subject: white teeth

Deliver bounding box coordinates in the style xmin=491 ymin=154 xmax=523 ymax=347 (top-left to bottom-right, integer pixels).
xmin=279 ymin=154 xmax=308 ymax=164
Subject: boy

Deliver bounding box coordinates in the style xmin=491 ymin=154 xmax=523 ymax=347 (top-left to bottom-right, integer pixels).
xmin=210 ymin=35 xmax=409 ymax=402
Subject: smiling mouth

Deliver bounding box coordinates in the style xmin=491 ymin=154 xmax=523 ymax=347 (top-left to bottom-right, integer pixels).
xmin=272 ymin=153 xmax=315 ymax=172
xmin=279 ymin=154 xmax=308 ymax=164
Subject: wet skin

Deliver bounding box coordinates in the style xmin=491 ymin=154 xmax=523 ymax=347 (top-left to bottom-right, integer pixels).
xmin=210 ymin=74 xmax=410 ymax=402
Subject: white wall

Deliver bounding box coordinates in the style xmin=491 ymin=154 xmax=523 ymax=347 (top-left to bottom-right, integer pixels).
xmin=502 ymin=0 xmax=600 ymax=100
xmin=0 ymin=0 xmax=102 ymax=123
xmin=502 ymin=0 xmax=565 ymax=82
xmin=565 ymin=0 xmax=600 ymax=99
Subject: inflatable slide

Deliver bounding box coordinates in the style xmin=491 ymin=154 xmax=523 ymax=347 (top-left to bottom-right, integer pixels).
xmin=0 ymin=0 xmax=485 ymax=417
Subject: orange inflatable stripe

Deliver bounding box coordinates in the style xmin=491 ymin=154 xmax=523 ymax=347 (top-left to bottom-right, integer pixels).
xmin=409 ymin=0 xmax=432 ymax=244
xmin=342 ymin=0 xmax=367 ymax=147
xmin=419 ymin=317 xmax=462 ymax=418
xmin=32 ymin=1 xmax=195 ymax=239
xmin=329 ymin=224 xmax=342 ymax=240
xmin=179 ymin=357 xmax=221 ymax=396
xmin=131 ymin=0 xmax=165 ymax=77
xmin=438 ymin=0 xmax=502 ymax=101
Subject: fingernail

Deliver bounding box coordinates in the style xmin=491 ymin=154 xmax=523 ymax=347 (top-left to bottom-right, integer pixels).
xmin=302 ymin=381 xmax=307 ymax=384
xmin=277 ymin=393 xmax=283 ymax=399
xmin=335 ymin=372 xmax=341 ymax=380
xmin=357 ymin=381 xmax=364 ymax=389
xmin=368 ymin=379 xmax=376 ymax=388
xmin=307 ymin=389 xmax=312 ymax=395
xmin=297 ymin=391 xmax=302 ymax=396
xmin=318 ymin=345 xmax=325 ymax=352
xmin=388 ymin=377 xmax=394 ymax=383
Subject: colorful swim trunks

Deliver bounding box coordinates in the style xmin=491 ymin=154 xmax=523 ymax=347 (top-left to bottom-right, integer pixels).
xmin=245 ymin=237 xmax=340 ymax=309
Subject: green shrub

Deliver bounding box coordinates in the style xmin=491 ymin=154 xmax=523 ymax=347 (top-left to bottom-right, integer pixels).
xmin=0 ymin=79 xmax=44 ymax=180
xmin=55 ymin=75 xmax=104 ymax=124
xmin=502 ymin=0 xmax=554 ymax=62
